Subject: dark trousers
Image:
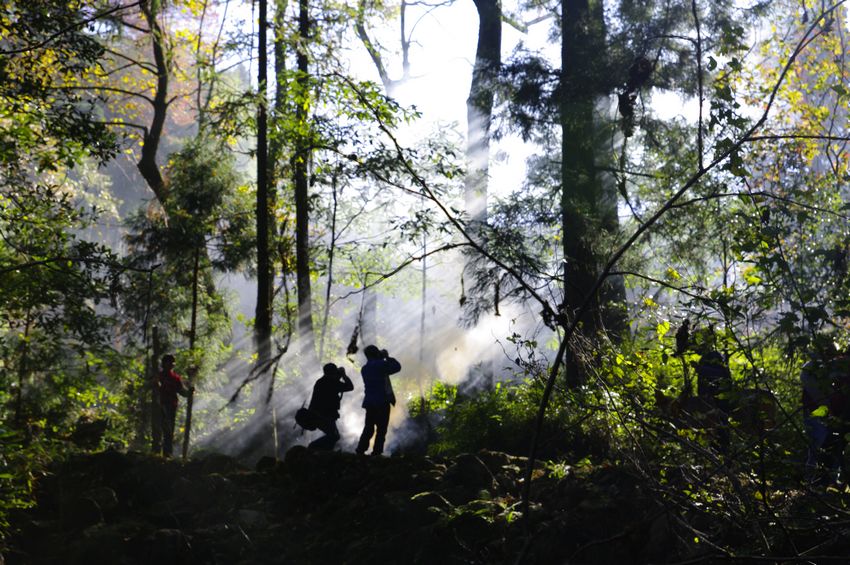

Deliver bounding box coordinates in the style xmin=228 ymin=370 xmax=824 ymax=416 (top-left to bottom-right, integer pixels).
xmin=823 ymin=424 xmax=849 ymax=479
xmin=151 ymin=399 xmax=163 ymax=453
xmin=160 ymin=403 xmax=177 ymax=457
xmin=357 ymin=404 xmax=391 ymax=455
xmin=309 ymin=418 xmax=340 ymax=450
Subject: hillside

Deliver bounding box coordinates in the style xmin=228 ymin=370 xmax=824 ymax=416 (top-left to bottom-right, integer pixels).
xmin=3 ymin=447 xmax=672 ymax=564
xmin=6 ymin=446 xmax=850 ymax=564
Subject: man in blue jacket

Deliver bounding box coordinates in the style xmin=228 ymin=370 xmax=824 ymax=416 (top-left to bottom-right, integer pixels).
xmin=355 ymin=345 xmax=401 ymax=456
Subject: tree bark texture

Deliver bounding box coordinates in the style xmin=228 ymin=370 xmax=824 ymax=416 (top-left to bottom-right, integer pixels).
xmin=361 ymin=286 xmax=377 ymax=346
xmin=137 ymin=0 xmax=169 ymax=202
xmin=294 ymin=0 xmax=316 ymax=366
xmin=464 ymin=0 xmax=501 ymax=228
xmin=560 ymin=0 xmax=625 ymax=365
xmin=255 ymin=0 xmax=273 ymax=369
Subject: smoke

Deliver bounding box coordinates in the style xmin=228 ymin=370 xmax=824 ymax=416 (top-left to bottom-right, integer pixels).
xmin=179 ymin=249 xmax=549 ymax=461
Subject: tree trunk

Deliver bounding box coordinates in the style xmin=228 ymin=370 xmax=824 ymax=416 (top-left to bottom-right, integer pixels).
xmin=182 ymin=248 xmax=200 ymax=460
xmin=560 ymin=0 xmax=625 ymax=383
xmin=137 ymin=0 xmax=169 ymax=202
xmin=255 ymin=0 xmax=273 ymax=372
xmin=319 ymin=171 xmax=339 ymax=360
xmin=15 ymin=309 xmax=32 ymax=427
xmin=465 ymin=0 xmax=501 ymax=228
xmin=464 ymin=0 xmax=501 ymax=385
xmin=419 ymin=233 xmax=428 ymax=398
xmin=361 ymin=286 xmax=377 ymax=346
xmin=561 ymin=0 xmax=602 ymax=384
xmin=150 ymin=326 xmax=162 ymax=453
xmin=294 ymin=0 xmax=316 ymax=368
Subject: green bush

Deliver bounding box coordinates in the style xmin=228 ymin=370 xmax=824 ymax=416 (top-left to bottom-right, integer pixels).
xmin=411 ymin=379 xmax=611 ymax=461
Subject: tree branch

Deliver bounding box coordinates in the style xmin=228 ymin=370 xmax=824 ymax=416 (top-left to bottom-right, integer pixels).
xmin=330 ymin=242 xmax=470 ymax=305
xmin=517 ymin=0 xmax=846 ymax=539
xmin=333 ymin=73 xmax=561 ymax=324
xmin=55 ymin=85 xmax=155 ymax=105
xmin=0 ymin=1 xmax=145 ymax=55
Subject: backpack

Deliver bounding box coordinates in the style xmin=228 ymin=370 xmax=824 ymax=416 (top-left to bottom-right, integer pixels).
xmin=384 ymin=375 xmax=396 ymax=406
xmin=295 ymin=407 xmax=321 ymax=431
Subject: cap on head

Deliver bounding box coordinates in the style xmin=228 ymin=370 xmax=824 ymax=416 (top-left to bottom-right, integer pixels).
xmin=364 ymin=345 xmax=381 ymax=360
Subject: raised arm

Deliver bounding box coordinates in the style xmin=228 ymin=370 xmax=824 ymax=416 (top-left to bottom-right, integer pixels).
xmin=339 ymin=370 xmax=354 ymax=392
xmin=384 ymin=357 xmax=401 ymax=375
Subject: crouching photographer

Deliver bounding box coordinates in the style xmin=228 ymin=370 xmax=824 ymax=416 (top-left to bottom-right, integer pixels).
xmin=300 ymin=363 xmax=353 ymax=450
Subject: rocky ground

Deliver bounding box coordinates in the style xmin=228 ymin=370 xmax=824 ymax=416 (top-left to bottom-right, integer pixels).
xmin=9 ymin=443 xmax=850 ymax=564
xmin=3 ymin=447 xmax=685 ymax=565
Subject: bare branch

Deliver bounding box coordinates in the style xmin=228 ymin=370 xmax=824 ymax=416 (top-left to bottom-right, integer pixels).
xmin=93 ymin=120 xmax=149 ymax=134
xmin=330 ymin=242 xmax=470 ymax=306
xmin=102 ymin=47 xmax=159 ymax=74
xmin=331 ymin=73 xmax=561 ymax=323
xmin=0 ymin=256 xmax=158 ymax=275
xmin=55 ymin=85 xmax=155 ymax=105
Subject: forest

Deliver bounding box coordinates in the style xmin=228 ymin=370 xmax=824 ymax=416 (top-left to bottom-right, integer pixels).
xmin=3 ymin=0 xmax=850 ymax=562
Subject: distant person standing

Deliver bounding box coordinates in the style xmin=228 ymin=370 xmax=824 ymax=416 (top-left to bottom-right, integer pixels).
xmin=694 ymin=349 xmax=732 ymax=413
xmin=802 ymin=352 xmax=831 ymax=478
xmin=825 ymin=351 xmax=850 ymax=483
xmin=800 ymin=346 xmax=850 ymax=483
xmin=155 ymin=354 xmax=193 ymax=457
xmin=693 ymin=348 xmax=733 ymax=451
xmin=307 ymin=363 xmax=354 ymax=450
xmin=356 ymin=345 xmax=401 ymax=456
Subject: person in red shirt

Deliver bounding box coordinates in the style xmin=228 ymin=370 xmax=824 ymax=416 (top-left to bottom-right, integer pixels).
xmin=154 ymin=354 xmax=193 ymax=457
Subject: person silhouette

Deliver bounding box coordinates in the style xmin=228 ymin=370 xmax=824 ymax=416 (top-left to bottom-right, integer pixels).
xmin=355 ymin=345 xmax=401 ymax=456
xmin=307 ymin=363 xmax=354 ymax=450
xmin=154 ymin=354 xmax=193 ymax=457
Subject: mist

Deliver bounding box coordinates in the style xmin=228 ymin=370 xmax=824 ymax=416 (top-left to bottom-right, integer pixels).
xmin=182 ymin=248 xmax=550 ymax=461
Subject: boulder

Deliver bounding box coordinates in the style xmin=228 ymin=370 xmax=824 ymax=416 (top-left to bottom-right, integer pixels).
xmin=382 ymin=490 xmax=440 ymax=529
xmin=61 ymin=496 xmax=103 ymax=531
xmin=70 ymin=417 xmax=109 ymax=449
xmin=147 ymin=528 xmax=192 ymax=565
xmin=200 ymin=453 xmax=246 ymax=475
xmin=81 ymin=486 xmax=119 ymax=513
xmin=255 ymin=455 xmax=278 ymax=472
xmin=282 ymin=445 xmax=313 ymax=477
xmin=237 ymin=508 xmax=268 ymax=530
xmin=444 ymin=453 xmax=498 ymax=493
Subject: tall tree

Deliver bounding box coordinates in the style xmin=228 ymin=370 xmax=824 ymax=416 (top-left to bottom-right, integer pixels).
xmin=136 ymin=0 xmax=171 ymax=200
xmin=0 ymin=0 xmax=120 ymax=428
xmin=256 ymin=0 xmax=273 ymax=374
xmin=560 ymin=0 xmax=615 ymax=383
xmin=462 ymin=0 xmax=502 ymax=384
xmin=293 ymin=0 xmax=317 ymax=366
xmin=465 ymin=0 xmax=501 ymax=228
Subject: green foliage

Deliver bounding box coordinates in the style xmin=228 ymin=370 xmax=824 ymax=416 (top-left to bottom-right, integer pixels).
xmin=412 ymin=379 xmax=609 ymax=461
xmin=0 ymin=429 xmax=53 ymax=541
xmin=0 ymin=0 xmax=116 ymax=170
xmin=123 ymin=134 xmax=248 ymax=349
